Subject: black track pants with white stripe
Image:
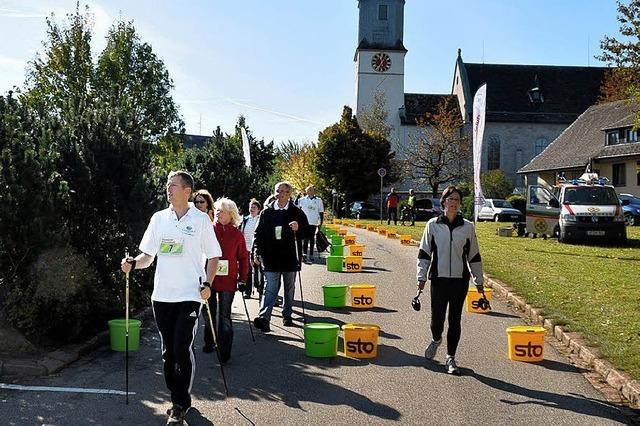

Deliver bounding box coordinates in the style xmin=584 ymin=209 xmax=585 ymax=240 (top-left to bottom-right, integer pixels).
xmin=152 ymin=300 xmax=201 ymax=408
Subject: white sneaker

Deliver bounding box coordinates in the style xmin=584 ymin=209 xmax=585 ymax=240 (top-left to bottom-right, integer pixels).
xmin=445 ymin=355 xmax=460 ymax=375
xmin=424 ymin=339 xmax=441 ymax=360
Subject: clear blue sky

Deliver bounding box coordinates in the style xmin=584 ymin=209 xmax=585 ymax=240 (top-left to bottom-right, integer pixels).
xmin=0 ymin=1 xmax=620 ymax=144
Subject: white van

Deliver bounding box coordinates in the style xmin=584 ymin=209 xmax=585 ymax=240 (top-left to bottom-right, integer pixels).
xmin=526 ymin=174 xmax=627 ymax=244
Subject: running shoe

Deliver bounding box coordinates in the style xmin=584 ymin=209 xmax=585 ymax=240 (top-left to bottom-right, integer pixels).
xmin=445 ymin=356 xmax=460 ymax=375
xmin=424 ymin=339 xmax=442 ymax=360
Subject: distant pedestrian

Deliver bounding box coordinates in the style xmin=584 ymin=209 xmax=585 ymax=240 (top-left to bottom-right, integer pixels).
xmin=407 ymin=189 xmax=416 ymax=226
xmin=193 ymin=189 xmax=215 ymax=222
xmin=298 ymin=185 xmax=324 ymax=263
xmin=240 ymin=198 xmax=263 ymax=298
xmin=121 ymin=170 xmax=221 ymax=424
xmin=253 ymin=181 xmax=308 ymax=331
xmin=386 ymin=187 xmax=400 ymax=225
xmin=202 ymin=197 xmax=249 ymax=362
xmin=416 ymin=185 xmax=484 ymax=375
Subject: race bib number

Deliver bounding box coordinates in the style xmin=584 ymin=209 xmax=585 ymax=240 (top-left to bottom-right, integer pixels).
xmin=217 ymin=259 xmax=229 ymax=276
xmin=159 ymin=237 xmax=184 ymax=256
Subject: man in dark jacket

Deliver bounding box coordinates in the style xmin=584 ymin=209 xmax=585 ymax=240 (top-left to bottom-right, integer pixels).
xmin=253 ymin=181 xmax=309 ymax=332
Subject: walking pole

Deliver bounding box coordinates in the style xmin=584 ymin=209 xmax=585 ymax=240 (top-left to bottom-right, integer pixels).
xmin=201 ymin=279 xmax=229 ymax=396
xmin=239 ymin=289 xmax=255 ymax=342
xmin=293 ymin=230 xmax=307 ymax=323
xmin=124 ymin=249 xmax=130 ymax=405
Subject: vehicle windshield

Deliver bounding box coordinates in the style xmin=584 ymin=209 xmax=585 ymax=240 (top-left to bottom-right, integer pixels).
xmin=621 ymin=195 xmax=640 ymax=204
xmin=492 ymin=200 xmax=513 ymax=208
xmin=564 ymin=187 xmax=619 ymax=206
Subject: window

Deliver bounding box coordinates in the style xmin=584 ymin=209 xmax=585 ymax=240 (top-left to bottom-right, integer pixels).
xmin=612 ymin=163 xmax=626 ymax=186
xmin=487 ymin=136 xmax=501 ymax=170
xmin=626 ymin=128 xmax=638 ymax=142
xmin=607 ymin=131 xmax=619 ymax=145
xmin=534 ymin=137 xmax=549 ymax=156
xmin=378 ymin=4 xmax=388 ymax=20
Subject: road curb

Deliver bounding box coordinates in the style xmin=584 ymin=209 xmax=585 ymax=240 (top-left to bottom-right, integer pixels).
xmin=485 ymin=275 xmax=640 ymax=409
xmin=0 ymin=307 xmax=153 ymax=380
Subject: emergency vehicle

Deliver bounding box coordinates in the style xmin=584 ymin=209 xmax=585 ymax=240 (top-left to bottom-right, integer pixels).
xmin=526 ymin=173 xmax=627 ymax=244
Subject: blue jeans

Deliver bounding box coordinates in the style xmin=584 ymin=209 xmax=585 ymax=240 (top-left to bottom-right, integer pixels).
xmin=258 ymin=271 xmax=297 ymax=322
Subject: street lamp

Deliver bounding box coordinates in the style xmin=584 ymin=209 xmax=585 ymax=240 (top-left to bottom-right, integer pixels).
xmin=331 ymin=189 xmax=337 ymax=218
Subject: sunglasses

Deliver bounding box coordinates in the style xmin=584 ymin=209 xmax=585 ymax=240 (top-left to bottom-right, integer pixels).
xmin=195 ymin=200 xmax=207 ymax=204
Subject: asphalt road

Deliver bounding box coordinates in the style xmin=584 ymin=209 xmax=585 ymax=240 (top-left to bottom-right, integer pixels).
xmin=0 ymin=227 xmax=631 ymax=425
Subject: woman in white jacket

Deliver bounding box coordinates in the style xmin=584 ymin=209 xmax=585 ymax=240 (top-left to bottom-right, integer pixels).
xmin=416 ymin=185 xmax=484 ymax=375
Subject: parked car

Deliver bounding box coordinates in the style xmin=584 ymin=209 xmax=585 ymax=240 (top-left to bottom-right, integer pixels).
xmin=413 ymin=198 xmax=443 ymax=221
xmin=478 ymin=198 xmax=523 ymax=222
xmin=348 ymin=201 xmax=380 ymax=219
xmin=618 ymin=193 xmax=640 ymax=226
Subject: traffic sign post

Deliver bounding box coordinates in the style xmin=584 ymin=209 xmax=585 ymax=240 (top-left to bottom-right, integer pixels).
xmin=377 ymin=168 xmax=386 ymax=224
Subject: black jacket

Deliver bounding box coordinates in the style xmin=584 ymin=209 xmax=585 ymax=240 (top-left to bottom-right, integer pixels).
xmin=253 ymin=200 xmax=309 ymax=272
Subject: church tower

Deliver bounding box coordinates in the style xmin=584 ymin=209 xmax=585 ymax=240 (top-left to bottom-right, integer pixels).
xmin=354 ymin=0 xmax=406 ymax=142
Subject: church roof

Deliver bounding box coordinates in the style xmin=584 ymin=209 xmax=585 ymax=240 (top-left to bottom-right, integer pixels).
xmin=464 ymin=63 xmax=608 ymax=124
xmin=518 ymin=100 xmax=636 ymax=173
xmin=402 ymin=93 xmax=460 ymax=125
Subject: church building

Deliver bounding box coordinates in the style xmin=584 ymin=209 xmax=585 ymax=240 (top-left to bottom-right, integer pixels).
xmin=354 ymin=0 xmax=608 ymax=192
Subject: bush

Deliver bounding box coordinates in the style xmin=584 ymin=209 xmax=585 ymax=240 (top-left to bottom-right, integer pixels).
xmin=4 ymin=247 xmax=112 ymax=346
xmin=507 ymin=195 xmax=526 ymax=216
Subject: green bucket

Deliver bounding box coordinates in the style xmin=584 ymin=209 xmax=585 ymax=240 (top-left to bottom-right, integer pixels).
xmin=331 ymin=235 xmax=343 ymax=245
xmin=325 ymin=228 xmax=335 ymax=237
xmin=330 ymin=244 xmax=345 ymax=257
xmin=322 ymin=284 xmax=348 ymax=307
xmin=108 ymin=319 xmax=142 ymax=351
xmin=326 ymin=255 xmax=343 ymax=272
xmin=304 ymin=323 xmax=340 ymax=357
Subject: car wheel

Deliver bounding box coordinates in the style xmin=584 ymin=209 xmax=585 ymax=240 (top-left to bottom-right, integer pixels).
xmin=624 ymin=212 xmax=634 ymax=226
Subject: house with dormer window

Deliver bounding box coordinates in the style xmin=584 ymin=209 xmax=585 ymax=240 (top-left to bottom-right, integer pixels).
xmin=518 ymin=99 xmax=640 ymax=196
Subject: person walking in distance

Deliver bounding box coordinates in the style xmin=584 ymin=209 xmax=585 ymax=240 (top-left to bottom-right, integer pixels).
xmin=407 ymin=189 xmax=416 ymax=226
xmin=202 ymin=197 xmax=249 ymax=362
xmin=416 ymin=185 xmax=484 ymax=375
xmin=386 ymin=187 xmax=400 ymax=225
xmin=297 ymin=185 xmax=324 ymax=263
xmin=240 ymin=198 xmax=263 ymax=298
xmin=121 ymin=170 xmax=222 ymax=424
xmin=252 ymin=181 xmax=308 ymax=331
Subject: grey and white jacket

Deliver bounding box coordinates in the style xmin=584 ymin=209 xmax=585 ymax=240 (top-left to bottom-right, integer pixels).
xmin=416 ymin=214 xmax=483 ymax=286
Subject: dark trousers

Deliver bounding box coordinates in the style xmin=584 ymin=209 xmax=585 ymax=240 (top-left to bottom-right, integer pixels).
xmin=152 ymin=300 xmax=201 ymax=408
xmin=246 ymin=256 xmax=264 ymax=297
xmin=429 ymin=278 xmax=469 ymax=357
xmin=387 ymin=207 xmax=398 ymax=225
xmin=203 ymin=291 xmax=234 ymax=362
xmin=302 ymin=225 xmax=317 ymax=256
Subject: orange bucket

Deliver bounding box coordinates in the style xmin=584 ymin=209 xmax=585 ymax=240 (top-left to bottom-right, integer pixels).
xmin=350 ymin=284 xmax=375 ymax=308
xmin=342 ymin=324 xmax=379 ymax=358
xmin=466 ymin=288 xmax=493 ymax=313
xmin=507 ymin=326 xmax=546 ymax=362
xmin=399 ymin=235 xmax=412 ymax=245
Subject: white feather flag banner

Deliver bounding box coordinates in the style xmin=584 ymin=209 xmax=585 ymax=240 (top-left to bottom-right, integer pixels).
xmin=241 ymin=127 xmax=251 ymax=169
xmin=472 ymin=83 xmax=487 ymax=222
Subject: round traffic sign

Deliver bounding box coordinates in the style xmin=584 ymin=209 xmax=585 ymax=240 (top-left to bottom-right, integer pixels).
xmin=377 ymin=168 xmax=387 ymax=178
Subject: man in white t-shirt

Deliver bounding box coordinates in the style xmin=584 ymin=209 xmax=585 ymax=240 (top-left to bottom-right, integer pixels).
xmin=121 ymin=170 xmax=221 ymax=425
xmin=297 ymin=185 xmax=324 ymax=263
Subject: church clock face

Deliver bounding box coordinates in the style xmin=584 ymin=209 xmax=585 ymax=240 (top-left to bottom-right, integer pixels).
xmin=371 ymin=52 xmax=391 ymax=72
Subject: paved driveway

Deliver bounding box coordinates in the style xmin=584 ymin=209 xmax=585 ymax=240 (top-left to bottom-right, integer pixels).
xmin=0 ymin=227 xmax=630 ymax=425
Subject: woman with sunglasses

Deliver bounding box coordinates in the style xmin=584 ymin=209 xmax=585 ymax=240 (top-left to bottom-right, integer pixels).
xmin=193 ymin=189 xmax=214 ymax=222
xmin=416 ymin=185 xmax=484 ymax=375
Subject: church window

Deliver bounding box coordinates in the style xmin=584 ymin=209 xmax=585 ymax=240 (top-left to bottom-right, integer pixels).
xmin=534 ymin=137 xmax=549 ymax=155
xmin=378 ymin=4 xmax=388 ymax=20
xmin=488 ymin=136 xmax=501 ymax=170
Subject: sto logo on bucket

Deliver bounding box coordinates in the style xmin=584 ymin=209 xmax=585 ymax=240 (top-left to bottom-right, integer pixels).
xmin=353 ymin=295 xmax=373 ymax=306
xmin=471 ymin=299 xmax=489 ymax=310
xmin=346 ymin=338 xmax=375 ymax=355
xmin=344 ymin=261 xmax=360 ymax=271
xmin=514 ymin=341 xmax=543 ymax=358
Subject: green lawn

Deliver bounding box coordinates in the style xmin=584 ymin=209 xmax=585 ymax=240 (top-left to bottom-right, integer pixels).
xmin=350 ymin=219 xmax=640 ymax=380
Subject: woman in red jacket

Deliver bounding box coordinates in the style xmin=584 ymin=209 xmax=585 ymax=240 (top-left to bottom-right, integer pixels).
xmin=202 ymin=197 xmax=249 ymax=363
